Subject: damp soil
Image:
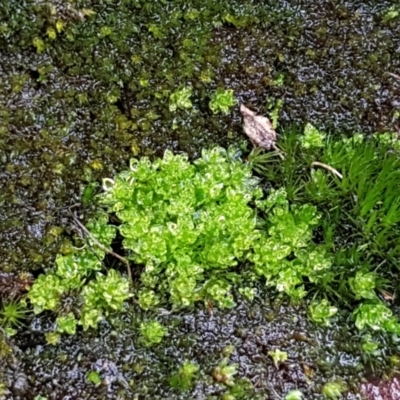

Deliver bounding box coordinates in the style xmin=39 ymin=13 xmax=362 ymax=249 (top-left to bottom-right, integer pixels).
xmin=2 ymin=293 xmax=366 ymax=399
xmin=1 ymin=0 xmax=400 ymax=398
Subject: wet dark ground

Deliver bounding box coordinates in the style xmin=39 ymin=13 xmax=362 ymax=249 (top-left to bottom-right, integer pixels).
xmin=2 ymin=295 xmax=368 ymax=399
xmin=1 ymin=0 xmax=400 ymax=398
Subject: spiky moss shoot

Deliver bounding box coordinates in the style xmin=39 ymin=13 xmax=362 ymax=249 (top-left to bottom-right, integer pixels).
xmin=0 ymin=299 xmax=29 ymax=329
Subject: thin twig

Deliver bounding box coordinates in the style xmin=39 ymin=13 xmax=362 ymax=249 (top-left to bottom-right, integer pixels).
xmin=311 ymin=161 xmax=343 ymax=179
xmin=69 ymin=204 xmax=132 ymax=282
xmin=389 ymin=72 xmax=400 ymax=81
xmin=272 ymin=143 xmax=285 ymax=160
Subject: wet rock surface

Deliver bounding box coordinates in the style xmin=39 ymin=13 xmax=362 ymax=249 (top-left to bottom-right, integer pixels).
xmin=2 ymin=297 xmax=366 ymax=399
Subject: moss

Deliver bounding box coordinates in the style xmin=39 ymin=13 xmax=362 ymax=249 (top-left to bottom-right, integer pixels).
xmin=0 ymin=0 xmax=399 ymax=276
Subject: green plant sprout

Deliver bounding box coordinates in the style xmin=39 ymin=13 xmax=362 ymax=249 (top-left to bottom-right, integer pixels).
xmin=322 ymin=380 xmax=346 ymax=399
xmin=268 ymin=349 xmax=288 ymax=368
xmin=390 ymin=355 xmax=400 ymax=369
xmin=308 ymin=299 xmax=338 ymax=326
xmin=361 ymin=334 xmax=379 ymax=355
xmin=169 ymin=87 xmax=193 ymax=112
xmin=238 ymin=287 xmax=256 ymax=301
xmin=212 ymin=358 xmax=238 ymax=387
xmin=348 ymin=271 xmax=377 ymax=300
xmin=285 ymin=390 xmax=303 ymax=400
xmin=209 ymin=88 xmax=237 ymax=114
xmin=28 ymin=247 xmax=131 ymax=333
xmin=221 ymin=377 xmax=257 ymax=399
xmin=56 ymin=313 xmax=77 ymax=335
xmin=86 ymin=371 xmax=102 ymax=386
xmin=45 ymin=332 xmax=60 ymax=346
xmin=266 ymin=97 xmax=283 ymax=128
xmin=138 ymin=289 xmax=161 ymax=311
xmin=272 ymin=72 xmax=285 ymax=86
xmin=169 ymin=360 xmax=199 ymax=390
xmin=0 ymin=299 xmax=29 ymax=330
xmin=382 ymin=6 xmax=399 ymax=22
xmin=373 ymin=131 xmax=400 ymax=151
xmin=300 ymin=123 xmax=326 ymax=148
xmin=32 ymin=37 xmax=45 ymax=53
xmin=354 ymin=302 xmax=400 ymax=334
xmin=140 ymin=320 xmax=167 ymax=347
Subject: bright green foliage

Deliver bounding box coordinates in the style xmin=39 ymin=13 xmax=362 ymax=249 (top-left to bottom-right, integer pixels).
xmin=28 ymin=274 xmax=66 ymax=314
xmin=32 ymin=37 xmax=45 ymax=53
xmin=203 ymin=279 xmax=235 ymax=308
xmin=26 ymin=134 xmax=400 ymax=337
xmin=221 ymin=378 xmax=257 ymax=399
xmin=169 ymin=360 xmax=199 ymax=390
xmin=270 ymin=99 xmax=283 ymax=129
xmin=56 ymin=313 xmax=77 ymax=335
xmin=300 ymin=123 xmax=325 ymax=148
xmin=86 ymin=371 xmax=102 ymax=386
xmin=83 ymin=270 xmax=131 ymax=312
xmin=390 ymin=355 xmax=400 ymax=368
xmin=169 ymin=87 xmax=193 ymax=112
xmin=268 ymin=349 xmax=288 ymax=368
xmin=27 ymin=209 xmax=129 ymax=333
xmin=212 ymin=358 xmax=238 ymax=387
xmin=138 ymin=289 xmax=160 ymax=311
xmin=374 ymin=131 xmax=400 ymax=151
xmin=308 ymin=299 xmax=338 ymax=326
xmin=354 ymin=302 xmax=400 ymax=334
xmin=285 ymin=390 xmax=303 ymax=400
xmin=254 ymin=130 xmax=400 ymax=335
xmin=348 ymin=271 xmax=377 ymax=300
xmin=361 ymin=334 xmax=379 ymax=354
xmin=29 ymin=263 xmax=130 ymax=332
xmin=0 ymin=300 xmax=28 ymax=329
xmin=100 ymin=147 xmax=261 ymax=308
xmin=80 ymin=307 xmax=103 ymax=332
xmin=382 ymin=6 xmax=400 ymax=22
xmin=272 ymin=73 xmax=285 ymax=87
xmin=251 ymin=188 xmax=328 ymax=299
xmin=80 ymin=269 xmax=131 ymax=330
xmin=140 ymin=320 xmax=167 ymax=347
xmin=238 ymin=287 xmax=256 ymax=301
xmin=322 ymin=380 xmax=346 ymax=399
xmin=2 ymin=327 xmax=17 ymax=337
xmin=100 ymin=26 xmax=113 ymax=37
xmin=45 ymin=332 xmax=60 ymax=346
xmin=266 ymin=97 xmax=284 ymax=129
xmin=209 ymin=88 xmax=237 ymax=114
xmin=86 ymin=214 xmax=117 ymax=250
xmin=55 ymin=252 xmax=102 ymax=289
